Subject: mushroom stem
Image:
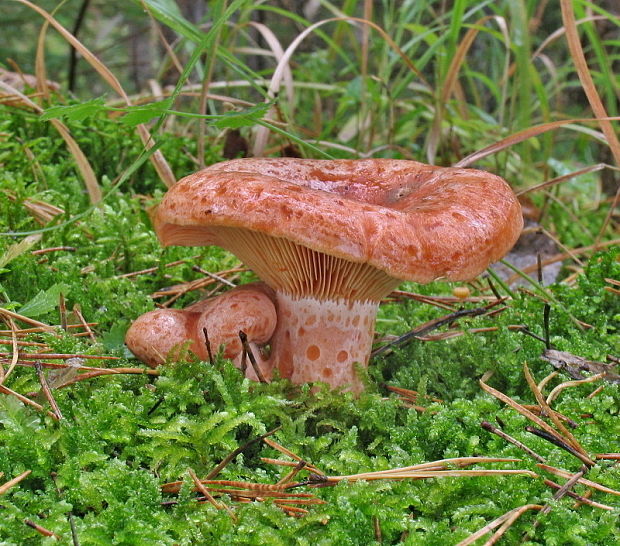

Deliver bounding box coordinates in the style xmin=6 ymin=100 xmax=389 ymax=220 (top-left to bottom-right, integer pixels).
xmin=268 ymin=292 xmax=378 ymax=393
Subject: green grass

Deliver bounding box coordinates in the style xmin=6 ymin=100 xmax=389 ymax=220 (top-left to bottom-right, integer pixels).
xmin=0 ymin=0 xmax=619 ymax=543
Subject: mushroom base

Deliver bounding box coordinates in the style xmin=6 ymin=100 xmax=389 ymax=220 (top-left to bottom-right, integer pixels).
xmin=269 ymin=292 xmax=378 ymax=393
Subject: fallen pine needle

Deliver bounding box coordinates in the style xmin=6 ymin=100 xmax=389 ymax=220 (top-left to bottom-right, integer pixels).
xmin=0 ymin=352 xmax=121 ymax=360
xmin=188 ymin=468 xmax=236 ymax=521
xmin=543 ymin=479 xmax=614 ymax=510
xmin=456 ymin=504 xmax=543 ymax=546
xmin=0 ymin=384 xmax=58 ymax=420
xmin=523 ymin=362 xmax=589 ymax=459
xmin=264 ymin=437 xmax=326 ymax=475
xmin=206 ymin=427 xmax=281 ymax=479
xmin=311 ymin=469 xmax=538 ymax=485
xmin=546 ymin=373 xmax=607 ymax=405
xmin=0 ymin=470 xmax=31 ymax=495
xmin=484 ymin=504 xmax=544 ymax=545
xmin=479 ymin=377 xmax=594 ymax=466
xmin=537 ymin=464 xmax=620 ymax=496
xmin=481 ymin=421 xmax=546 ymax=463
xmin=24 ymin=519 xmax=61 ymax=539
xmin=261 ymin=457 xmax=323 ymax=475
xmin=34 ymin=361 xmax=62 ymax=420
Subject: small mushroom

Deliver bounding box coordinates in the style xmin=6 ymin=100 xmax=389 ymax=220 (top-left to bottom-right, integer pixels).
xmin=127 ymin=158 xmax=522 ymax=392
xmin=125 ymin=282 xmax=277 ymax=380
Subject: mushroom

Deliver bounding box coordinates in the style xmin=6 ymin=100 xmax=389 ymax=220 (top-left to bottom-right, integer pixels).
xmin=125 ymin=282 xmax=277 ymax=380
xmin=127 ymin=158 xmax=523 ymax=392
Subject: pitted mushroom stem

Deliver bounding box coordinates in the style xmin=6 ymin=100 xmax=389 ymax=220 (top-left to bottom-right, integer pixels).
xmin=269 ymin=293 xmax=379 ymax=393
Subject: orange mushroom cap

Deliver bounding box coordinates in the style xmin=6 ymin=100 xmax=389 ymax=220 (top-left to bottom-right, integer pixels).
xmin=154 ymin=158 xmax=523 ymax=287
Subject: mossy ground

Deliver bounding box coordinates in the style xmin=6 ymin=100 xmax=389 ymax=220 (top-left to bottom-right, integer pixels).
xmin=0 ymin=109 xmax=618 ymax=545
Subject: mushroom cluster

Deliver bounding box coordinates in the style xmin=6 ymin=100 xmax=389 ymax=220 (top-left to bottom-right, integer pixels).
xmin=126 ymin=158 xmax=523 ymax=392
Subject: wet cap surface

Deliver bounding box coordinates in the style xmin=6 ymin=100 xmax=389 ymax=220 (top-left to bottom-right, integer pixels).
xmin=154 ymin=158 xmax=523 ymax=283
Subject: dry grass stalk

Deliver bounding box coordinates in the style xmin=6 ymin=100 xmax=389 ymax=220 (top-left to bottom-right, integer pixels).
xmin=0 ymin=315 xmax=19 ymax=384
xmin=0 ymin=308 xmax=55 ymax=332
xmin=32 ymin=246 xmax=76 ymax=256
xmin=559 ymin=0 xmax=620 ymax=243
xmin=456 ymin=116 xmax=620 ymax=170
xmin=25 ymin=199 xmax=64 ymax=225
xmin=517 ymin=163 xmax=608 ymax=196
xmin=0 ymin=323 xmax=97 ymax=337
xmin=14 ymin=0 xmax=175 ymax=189
xmin=313 ymin=468 xmax=537 ymax=485
xmin=428 ymin=14 xmax=497 ymax=162
xmin=253 ymin=15 xmax=427 ymax=156
xmin=151 ymin=267 xmax=246 ymax=306
xmin=0 ymin=340 xmax=48 ymax=348
xmin=0 ymin=470 xmax=32 ymax=495
xmin=45 ymin=367 xmax=159 ymax=390
xmin=15 ymin=360 xmax=147 ymax=373
xmin=191 ymin=265 xmax=237 ymax=288
xmin=0 ymin=78 xmax=101 ymax=203
xmin=0 ymin=353 xmax=121 ymax=361
xmin=505 ymin=238 xmax=620 ymax=285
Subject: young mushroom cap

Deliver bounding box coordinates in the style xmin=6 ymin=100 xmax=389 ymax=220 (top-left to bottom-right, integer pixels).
xmin=149 ymin=158 xmax=523 ymax=391
xmin=125 ymin=282 xmax=277 ymax=379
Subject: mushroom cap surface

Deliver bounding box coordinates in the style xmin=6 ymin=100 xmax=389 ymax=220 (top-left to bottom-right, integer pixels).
xmin=154 ymin=158 xmax=523 ymax=283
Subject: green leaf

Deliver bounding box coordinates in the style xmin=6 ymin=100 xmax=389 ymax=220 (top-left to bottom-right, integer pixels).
xmin=40 ymin=97 xmax=107 ymax=122
xmin=118 ymin=98 xmax=174 ymax=126
xmin=102 ymin=321 xmax=130 ymax=351
xmin=212 ymin=102 xmax=272 ymax=129
xmin=19 ymin=282 xmax=68 ymax=318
